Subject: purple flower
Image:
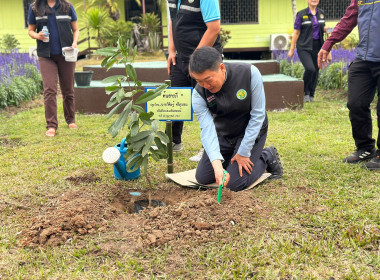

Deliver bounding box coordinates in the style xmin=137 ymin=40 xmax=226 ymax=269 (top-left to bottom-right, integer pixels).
xmin=0 ymin=51 xmax=39 ymax=86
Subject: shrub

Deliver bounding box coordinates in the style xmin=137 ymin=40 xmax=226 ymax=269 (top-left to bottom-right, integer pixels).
xmin=318 ymin=62 xmax=348 ymax=90
xmin=0 ymin=52 xmax=42 ymax=109
xmin=101 ymin=20 xmax=134 ymax=47
xmin=219 ymin=28 xmax=231 ymax=48
xmin=1 ymin=34 xmax=20 ymax=52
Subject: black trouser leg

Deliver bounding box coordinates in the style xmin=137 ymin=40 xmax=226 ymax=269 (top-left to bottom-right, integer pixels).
xmin=310 ymin=41 xmax=321 ymax=97
xmin=195 ymin=125 xmax=270 ymax=192
xmin=169 ymin=57 xmax=196 ymax=144
xmin=347 ymin=59 xmax=380 ymax=151
xmin=298 ymin=40 xmax=321 ymax=97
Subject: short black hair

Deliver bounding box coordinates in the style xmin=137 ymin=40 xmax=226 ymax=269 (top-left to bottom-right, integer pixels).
xmin=189 ymin=46 xmax=222 ymax=74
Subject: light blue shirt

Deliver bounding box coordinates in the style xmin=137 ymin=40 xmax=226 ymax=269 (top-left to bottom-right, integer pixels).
xmin=192 ymin=65 xmax=266 ymax=163
xmin=176 ymin=0 xmax=220 ymax=23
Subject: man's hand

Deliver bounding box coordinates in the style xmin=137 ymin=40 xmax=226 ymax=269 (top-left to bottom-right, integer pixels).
xmin=211 ymin=160 xmax=230 ymax=187
xmin=167 ymin=50 xmax=176 ymax=75
xmin=318 ymin=49 xmax=331 ymax=69
xmin=230 ymin=153 xmax=254 ymax=177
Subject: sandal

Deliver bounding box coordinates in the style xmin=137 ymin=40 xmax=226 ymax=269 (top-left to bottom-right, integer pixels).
xmin=45 ymin=128 xmax=56 ymax=137
xmin=68 ymin=123 xmax=78 ymax=129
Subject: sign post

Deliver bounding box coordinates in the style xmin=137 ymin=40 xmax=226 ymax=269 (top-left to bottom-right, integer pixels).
xmin=145 ymin=84 xmax=193 ymax=174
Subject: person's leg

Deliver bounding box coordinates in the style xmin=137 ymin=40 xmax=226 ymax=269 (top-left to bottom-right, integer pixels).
xmin=363 ymin=62 xmax=380 ymax=170
xmin=195 ymin=135 xmax=234 ymax=185
xmin=347 ymin=59 xmax=377 ymax=152
xmin=169 ymin=58 xmax=191 ymax=145
xmin=225 ymin=129 xmax=269 ymax=192
xmin=38 ymin=56 xmax=59 ymax=130
xmin=298 ymin=50 xmax=316 ymax=101
xmin=310 ymin=41 xmax=321 ymax=99
xmin=56 ymin=55 xmax=76 ymax=125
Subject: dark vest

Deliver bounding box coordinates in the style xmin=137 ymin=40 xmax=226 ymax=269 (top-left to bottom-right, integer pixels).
xmin=196 ymin=63 xmax=254 ymax=140
xmin=357 ymin=0 xmax=380 ymax=61
xmin=168 ymin=0 xmax=222 ymax=58
xmin=296 ymin=7 xmax=325 ymax=51
xmin=34 ymin=3 xmax=73 ymax=57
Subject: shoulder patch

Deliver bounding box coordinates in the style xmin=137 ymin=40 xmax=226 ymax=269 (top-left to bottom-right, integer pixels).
xmin=303 ymin=15 xmax=309 ymax=20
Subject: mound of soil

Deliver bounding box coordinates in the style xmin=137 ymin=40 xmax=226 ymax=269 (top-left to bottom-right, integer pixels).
xmin=20 ymin=185 xmax=270 ymax=250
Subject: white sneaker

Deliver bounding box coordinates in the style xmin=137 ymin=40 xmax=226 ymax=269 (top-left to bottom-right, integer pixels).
xmin=189 ymin=148 xmax=204 ymax=162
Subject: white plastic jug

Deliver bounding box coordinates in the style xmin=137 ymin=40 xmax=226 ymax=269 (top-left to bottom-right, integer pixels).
xmin=62 ymin=47 xmax=78 ymax=62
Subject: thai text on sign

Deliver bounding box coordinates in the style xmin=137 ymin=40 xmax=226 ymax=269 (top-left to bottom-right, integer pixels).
xmin=145 ymin=87 xmax=193 ymax=121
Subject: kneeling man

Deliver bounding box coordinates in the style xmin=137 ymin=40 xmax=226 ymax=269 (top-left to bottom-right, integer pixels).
xmin=190 ymin=47 xmax=283 ymax=191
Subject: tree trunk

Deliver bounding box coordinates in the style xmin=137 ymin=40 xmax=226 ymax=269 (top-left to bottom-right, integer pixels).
xmin=291 ymin=0 xmax=297 ymax=21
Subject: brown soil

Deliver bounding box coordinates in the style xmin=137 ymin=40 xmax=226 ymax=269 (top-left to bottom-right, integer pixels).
xmin=20 ymin=175 xmax=271 ymax=251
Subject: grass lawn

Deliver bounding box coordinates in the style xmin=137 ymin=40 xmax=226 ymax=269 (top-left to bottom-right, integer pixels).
xmin=0 ymin=89 xmax=379 ymax=279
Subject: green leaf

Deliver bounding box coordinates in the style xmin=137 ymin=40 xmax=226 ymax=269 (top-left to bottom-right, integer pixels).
xmin=129 ymin=138 xmax=147 ymax=152
xmin=142 ymin=134 xmax=155 ymax=157
xmin=133 ymin=105 xmax=145 ymax=113
xmin=108 ymin=109 xmax=129 ymax=138
xmin=130 ymin=121 xmax=139 ymax=137
xmin=154 ymin=136 xmax=167 ymax=151
xmin=129 ymin=130 xmax=154 ymax=142
xmin=106 ymin=97 xmax=118 ymax=108
xmin=126 ymin=155 xmax=143 ymax=172
xmin=101 ymin=56 xmax=111 ymax=68
xmin=125 ymin=149 xmax=138 ymax=161
xmin=107 ymin=100 xmax=129 ymax=119
xmin=105 ymin=85 xmax=119 ymax=92
xmin=135 ymin=84 xmax=168 ymax=104
xmin=102 ymin=75 xmax=126 ymax=84
xmin=126 ymin=64 xmax=137 ymax=83
xmin=116 ymin=88 xmax=125 ymax=103
xmin=151 ymin=120 xmax=159 ymax=131
xmin=139 ymin=112 xmax=154 ymax=120
xmin=96 ymin=47 xmax=118 ymax=56
xmin=156 ymin=131 xmax=170 ymax=144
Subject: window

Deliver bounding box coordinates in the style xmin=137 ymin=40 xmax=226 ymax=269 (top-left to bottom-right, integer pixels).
xmin=318 ymin=0 xmax=350 ymax=21
xmin=23 ymin=0 xmax=34 ymax=28
xmin=221 ymin=0 xmax=258 ymax=24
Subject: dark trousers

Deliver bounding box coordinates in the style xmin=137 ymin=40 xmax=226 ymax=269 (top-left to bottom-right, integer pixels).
xmin=195 ymin=125 xmax=272 ymax=192
xmin=169 ymin=56 xmax=197 ymax=144
xmin=298 ymin=40 xmax=322 ymax=97
xmin=38 ymin=55 xmax=76 ymax=130
xmin=347 ymin=59 xmax=380 ymax=151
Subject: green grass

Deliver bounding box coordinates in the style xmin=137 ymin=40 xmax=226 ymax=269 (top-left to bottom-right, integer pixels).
xmin=0 ymin=90 xmax=379 ymax=279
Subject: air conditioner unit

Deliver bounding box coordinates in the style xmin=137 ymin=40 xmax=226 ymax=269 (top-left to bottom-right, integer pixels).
xmin=29 ymin=46 xmax=37 ymax=57
xmin=270 ymin=34 xmax=289 ymax=51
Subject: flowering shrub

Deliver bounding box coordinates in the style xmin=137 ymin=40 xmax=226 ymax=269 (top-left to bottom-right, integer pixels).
xmin=0 ymin=52 xmax=42 ymax=108
xmin=273 ymin=47 xmax=355 ymax=90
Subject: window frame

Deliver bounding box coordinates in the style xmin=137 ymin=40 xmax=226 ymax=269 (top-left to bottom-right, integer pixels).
xmin=220 ymin=0 xmax=259 ymax=25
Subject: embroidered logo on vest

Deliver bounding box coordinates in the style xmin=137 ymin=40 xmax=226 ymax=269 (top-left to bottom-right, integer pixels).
xmin=188 ymin=0 xmax=194 ymax=3
xmin=236 ymin=89 xmax=247 ymax=100
xmin=320 ymin=14 xmax=324 ymax=19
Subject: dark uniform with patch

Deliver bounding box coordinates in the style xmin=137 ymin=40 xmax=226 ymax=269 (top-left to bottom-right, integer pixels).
xmin=295 ymin=7 xmax=325 ymax=99
xmin=195 ymin=63 xmax=270 ymax=191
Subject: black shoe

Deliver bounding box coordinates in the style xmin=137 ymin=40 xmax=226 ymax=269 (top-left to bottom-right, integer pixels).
xmin=362 ymin=152 xmax=380 ymax=171
xmin=342 ymin=148 xmax=376 ymax=164
xmin=266 ymin=146 xmax=283 ymax=179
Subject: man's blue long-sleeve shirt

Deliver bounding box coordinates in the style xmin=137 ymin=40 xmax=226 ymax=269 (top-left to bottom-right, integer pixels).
xmin=192 ymin=65 xmax=266 ymax=163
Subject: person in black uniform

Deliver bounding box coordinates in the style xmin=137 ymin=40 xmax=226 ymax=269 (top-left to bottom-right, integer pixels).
xmin=288 ymin=0 xmax=329 ymax=102
xmin=190 ymin=47 xmax=283 ymax=191
xmin=167 ymin=0 xmax=221 ymax=161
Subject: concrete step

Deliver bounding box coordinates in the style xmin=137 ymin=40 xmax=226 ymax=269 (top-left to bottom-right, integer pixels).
xmin=83 ymin=60 xmax=280 ymax=83
xmin=74 ymin=74 xmax=303 ymax=114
